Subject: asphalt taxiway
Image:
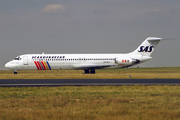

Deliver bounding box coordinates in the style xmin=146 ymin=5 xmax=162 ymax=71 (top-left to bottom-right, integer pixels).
xmin=0 ymin=79 xmax=180 ymax=87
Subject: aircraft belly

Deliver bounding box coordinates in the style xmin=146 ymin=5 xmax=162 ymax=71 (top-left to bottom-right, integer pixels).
xmin=49 ymin=61 xmax=74 ymax=70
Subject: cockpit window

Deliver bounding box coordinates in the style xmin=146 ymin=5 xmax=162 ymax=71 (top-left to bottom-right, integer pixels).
xmin=14 ymin=56 xmax=21 ymax=60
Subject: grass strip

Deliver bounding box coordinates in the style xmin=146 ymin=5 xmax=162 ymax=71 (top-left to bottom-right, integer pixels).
xmin=0 ymin=86 xmax=180 ymax=120
xmin=1 ymin=67 xmax=180 ymax=79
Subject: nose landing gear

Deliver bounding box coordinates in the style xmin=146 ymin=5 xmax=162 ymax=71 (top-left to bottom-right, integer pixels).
xmin=14 ymin=70 xmax=17 ymax=74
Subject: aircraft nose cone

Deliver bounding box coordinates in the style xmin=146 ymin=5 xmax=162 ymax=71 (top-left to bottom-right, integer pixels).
xmin=5 ymin=61 xmax=21 ymax=69
xmin=5 ymin=62 xmax=11 ymax=69
xmin=5 ymin=62 xmax=15 ymax=69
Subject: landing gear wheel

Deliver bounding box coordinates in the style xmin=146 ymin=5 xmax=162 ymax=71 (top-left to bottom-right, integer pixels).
xmin=90 ymin=70 xmax=95 ymax=74
xmin=84 ymin=70 xmax=89 ymax=74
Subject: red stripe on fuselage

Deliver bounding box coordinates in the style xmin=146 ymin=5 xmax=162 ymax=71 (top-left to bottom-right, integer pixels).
xmin=34 ymin=61 xmax=40 ymax=70
xmin=37 ymin=61 xmax=42 ymax=70
xmin=41 ymin=61 xmax=46 ymax=70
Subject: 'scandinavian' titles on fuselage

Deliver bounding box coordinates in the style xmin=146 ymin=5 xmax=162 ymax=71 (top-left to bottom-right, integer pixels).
xmin=5 ymin=37 xmax=162 ymax=74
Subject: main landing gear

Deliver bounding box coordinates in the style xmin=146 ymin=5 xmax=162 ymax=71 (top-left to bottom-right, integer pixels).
xmin=14 ymin=70 xmax=17 ymax=74
xmin=84 ymin=69 xmax=96 ymax=74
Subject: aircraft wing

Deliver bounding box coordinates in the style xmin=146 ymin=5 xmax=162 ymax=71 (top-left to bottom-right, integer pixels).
xmin=73 ymin=64 xmax=116 ymax=69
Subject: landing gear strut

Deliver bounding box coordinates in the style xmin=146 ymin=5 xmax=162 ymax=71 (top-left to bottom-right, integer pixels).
xmin=14 ymin=70 xmax=17 ymax=74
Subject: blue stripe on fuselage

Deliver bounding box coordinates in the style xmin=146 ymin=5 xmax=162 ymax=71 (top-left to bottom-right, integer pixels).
xmin=46 ymin=61 xmax=51 ymax=70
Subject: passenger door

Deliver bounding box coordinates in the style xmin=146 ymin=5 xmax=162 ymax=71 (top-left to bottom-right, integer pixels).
xmin=23 ymin=56 xmax=28 ymax=65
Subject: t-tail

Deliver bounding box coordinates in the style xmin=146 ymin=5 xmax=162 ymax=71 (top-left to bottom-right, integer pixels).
xmin=130 ymin=37 xmax=162 ymax=56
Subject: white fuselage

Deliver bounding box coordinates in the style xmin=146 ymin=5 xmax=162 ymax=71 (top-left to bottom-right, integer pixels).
xmin=5 ymin=53 xmax=151 ymax=70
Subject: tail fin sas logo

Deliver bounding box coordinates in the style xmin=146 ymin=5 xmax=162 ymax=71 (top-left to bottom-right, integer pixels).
xmin=138 ymin=46 xmax=154 ymax=52
xmin=34 ymin=61 xmax=51 ymax=70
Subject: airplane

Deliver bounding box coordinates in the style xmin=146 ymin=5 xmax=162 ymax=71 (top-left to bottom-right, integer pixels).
xmin=5 ymin=37 xmax=162 ymax=74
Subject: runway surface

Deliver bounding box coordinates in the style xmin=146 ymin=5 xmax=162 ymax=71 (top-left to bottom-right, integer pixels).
xmin=0 ymin=79 xmax=180 ymax=87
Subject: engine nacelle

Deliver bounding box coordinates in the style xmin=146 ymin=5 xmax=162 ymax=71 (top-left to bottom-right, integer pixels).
xmin=115 ymin=58 xmax=141 ymax=67
xmin=115 ymin=57 xmax=132 ymax=66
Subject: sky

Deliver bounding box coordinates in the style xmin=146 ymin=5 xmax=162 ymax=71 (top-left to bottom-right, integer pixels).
xmin=1 ymin=0 xmax=180 ymax=70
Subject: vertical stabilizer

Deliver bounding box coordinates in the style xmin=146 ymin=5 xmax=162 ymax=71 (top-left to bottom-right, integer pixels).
xmin=131 ymin=37 xmax=162 ymax=56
